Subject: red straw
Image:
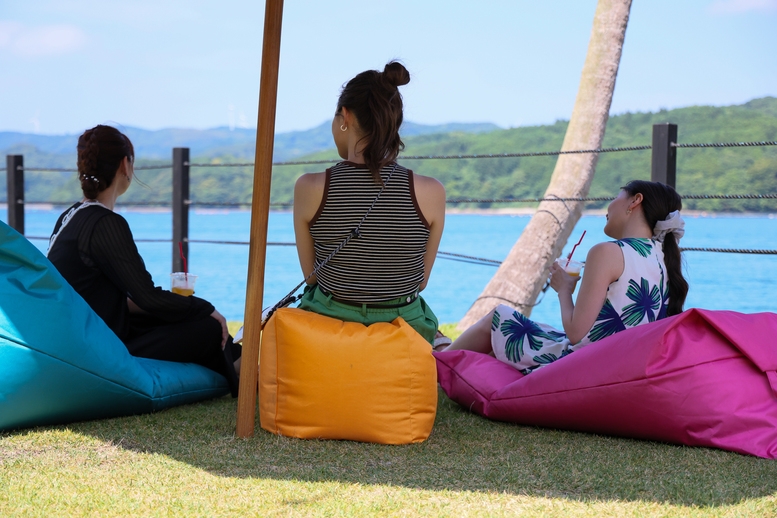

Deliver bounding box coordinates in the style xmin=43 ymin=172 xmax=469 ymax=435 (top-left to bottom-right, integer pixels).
xmin=178 ymin=241 xmax=188 ymax=278
xmin=565 ymin=230 xmax=587 ymax=268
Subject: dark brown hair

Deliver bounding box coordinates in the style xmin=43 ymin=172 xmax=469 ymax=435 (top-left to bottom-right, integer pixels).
xmin=77 ymin=125 xmax=134 ymax=199
xmin=337 ymin=61 xmax=410 ymax=183
xmin=622 ymin=180 xmax=688 ymax=316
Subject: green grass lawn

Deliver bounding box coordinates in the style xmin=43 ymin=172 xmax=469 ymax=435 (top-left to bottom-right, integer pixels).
xmin=2 ymin=324 xmax=776 ymax=517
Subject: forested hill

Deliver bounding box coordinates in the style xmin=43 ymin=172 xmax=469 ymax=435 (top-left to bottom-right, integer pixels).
xmin=438 ymin=97 xmax=777 ymax=211
xmin=4 ymin=97 xmax=776 ymax=212
xmin=268 ymin=97 xmax=776 ymax=212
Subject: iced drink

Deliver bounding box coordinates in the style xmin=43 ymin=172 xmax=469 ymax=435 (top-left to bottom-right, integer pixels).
xmin=171 ymin=272 xmax=197 ymax=296
xmin=556 ymin=258 xmax=584 ymax=276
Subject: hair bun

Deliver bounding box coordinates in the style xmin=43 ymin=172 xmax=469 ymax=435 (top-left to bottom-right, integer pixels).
xmin=76 ymin=124 xmax=134 ymax=200
xmin=383 ymin=61 xmax=410 ymax=87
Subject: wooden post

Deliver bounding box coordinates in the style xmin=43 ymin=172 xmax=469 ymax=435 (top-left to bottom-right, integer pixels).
xmin=6 ymin=155 xmax=24 ymax=235
xmin=651 ymin=123 xmax=677 ymax=188
xmin=172 ymin=147 xmax=190 ymax=272
xmin=236 ymin=0 xmax=284 ymax=438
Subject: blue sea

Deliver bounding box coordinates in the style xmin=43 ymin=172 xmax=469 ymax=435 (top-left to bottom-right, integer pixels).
xmin=7 ymin=207 xmax=777 ymax=326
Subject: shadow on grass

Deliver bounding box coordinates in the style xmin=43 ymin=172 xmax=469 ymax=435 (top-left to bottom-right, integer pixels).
xmin=13 ymin=389 xmax=777 ymax=507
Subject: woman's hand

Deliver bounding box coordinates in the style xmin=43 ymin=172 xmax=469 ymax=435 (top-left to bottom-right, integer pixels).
xmin=210 ymin=309 xmax=229 ymax=349
xmin=558 ymin=243 xmax=624 ymax=344
xmin=548 ymin=260 xmax=581 ymax=295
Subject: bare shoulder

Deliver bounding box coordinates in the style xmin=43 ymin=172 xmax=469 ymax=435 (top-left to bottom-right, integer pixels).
xmin=413 ymin=173 xmax=445 ymax=195
xmin=413 ymin=173 xmax=446 ymax=207
xmin=412 ymin=173 xmax=445 ymax=223
xmin=295 ymin=171 xmax=326 ymax=190
xmin=585 ymin=241 xmax=624 ymax=280
xmin=294 ymin=172 xmax=326 ymax=203
xmin=587 ymin=241 xmax=621 ymax=259
xmin=294 ymin=172 xmax=326 ymax=222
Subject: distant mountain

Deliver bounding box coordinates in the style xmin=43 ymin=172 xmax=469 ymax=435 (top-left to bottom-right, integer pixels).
xmin=3 ymin=98 xmax=775 ymax=212
xmin=0 ymin=132 xmax=81 ymax=156
xmin=266 ymin=96 xmax=777 ymax=213
xmin=0 ymin=121 xmax=501 ymax=162
xmin=266 ymin=121 xmax=501 ymax=162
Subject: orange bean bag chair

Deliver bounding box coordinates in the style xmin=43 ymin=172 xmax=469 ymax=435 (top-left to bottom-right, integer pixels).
xmin=259 ymin=307 xmax=437 ymax=444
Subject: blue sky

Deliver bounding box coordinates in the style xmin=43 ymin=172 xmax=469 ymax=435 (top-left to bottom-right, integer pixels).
xmin=1 ymin=0 xmax=775 ymax=135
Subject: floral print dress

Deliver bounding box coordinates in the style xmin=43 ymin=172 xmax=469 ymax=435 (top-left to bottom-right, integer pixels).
xmin=491 ymin=238 xmax=669 ymax=374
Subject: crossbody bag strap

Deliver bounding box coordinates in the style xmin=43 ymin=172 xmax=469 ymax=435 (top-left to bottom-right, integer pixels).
xmin=261 ymin=163 xmax=399 ymax=325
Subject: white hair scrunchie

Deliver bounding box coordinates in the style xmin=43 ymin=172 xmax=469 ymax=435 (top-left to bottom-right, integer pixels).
xmin=653 ymin=210 xmax=685 ymax=243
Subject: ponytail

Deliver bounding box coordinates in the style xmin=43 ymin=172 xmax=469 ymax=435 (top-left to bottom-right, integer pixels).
xmin=337 ymin=61 xmax=410 ymax=183
xmin=77 ymin=125 xmax=134 ymax=199
xmin=622 ymin=180 xmax=688 ymax=316
xmin=661 ymin=231 xmax=688 ymax=316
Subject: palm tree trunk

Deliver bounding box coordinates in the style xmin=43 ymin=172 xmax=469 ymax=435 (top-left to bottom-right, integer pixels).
xmin=458 ymin=0 xmax=632 ymax=330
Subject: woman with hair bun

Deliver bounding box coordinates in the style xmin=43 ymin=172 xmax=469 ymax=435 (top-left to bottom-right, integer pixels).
xmin=446 ymin=180 xmax=689 ymax=374
xmin=293 ymin=61 xmax=446 ymax=345
xmin=48 ymin=125 xmax=241 ymax=396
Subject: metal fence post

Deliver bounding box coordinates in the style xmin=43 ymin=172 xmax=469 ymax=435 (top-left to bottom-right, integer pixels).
xmin=6 ymin=155 xmax=24 ymax=234
xmin=172 ymin=147 xmax=190 ymax=273
xmin=651 ymin=123 xmax=677 ymax=188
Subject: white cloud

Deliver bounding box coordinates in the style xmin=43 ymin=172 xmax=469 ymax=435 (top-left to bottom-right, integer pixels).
xmin=708 ymin=0 xmax=777 ymax=14
xmin=43 ymin=0 xmax=202 ymax=30
xmin=0 ymin=21 xmax=23 ymax=48
xmin=0 ymin=22 xmax=87 ymax=57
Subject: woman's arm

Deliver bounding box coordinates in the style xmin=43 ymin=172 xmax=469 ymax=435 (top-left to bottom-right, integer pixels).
xmin=293 ymin=172 xmax=326 ymax=284
xmin=89 ymin=214 xmax=214 ymax=321
xmin=551 ymin=242 xmax=624 ymax=344
xmin=127 ymin=297 xmax=148 ymax=315
xmin=413 ymin=173 xmax=446 ymax=291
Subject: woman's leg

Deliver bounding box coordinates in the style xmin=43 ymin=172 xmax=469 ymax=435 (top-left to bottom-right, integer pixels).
xmin=444 ymin=309 xmax=495 ymax=354
xmin=126 ymin=314 xmax=241 ymax=396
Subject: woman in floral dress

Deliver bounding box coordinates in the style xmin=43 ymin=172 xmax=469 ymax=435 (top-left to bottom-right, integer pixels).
xmin=445 ymin=180 xmax=688 ymax=374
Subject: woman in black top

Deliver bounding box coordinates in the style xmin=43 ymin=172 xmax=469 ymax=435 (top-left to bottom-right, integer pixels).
xmin=48 ymin=125 xmax=241 ymax=396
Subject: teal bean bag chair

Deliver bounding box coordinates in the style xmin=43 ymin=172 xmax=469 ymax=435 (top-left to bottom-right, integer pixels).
xmin=0 ymin=220 xmax=229 ymax=431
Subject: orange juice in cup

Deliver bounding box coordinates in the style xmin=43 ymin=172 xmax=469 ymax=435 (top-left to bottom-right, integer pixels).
xmin=171 ymin=272 xmax=197 ymax=296
xmin=556 ymin=258 xmax=584 ymax=276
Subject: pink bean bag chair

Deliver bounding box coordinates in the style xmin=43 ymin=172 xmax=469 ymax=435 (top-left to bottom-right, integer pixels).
xmin=435 ymin=308 xmax=777 ymax=458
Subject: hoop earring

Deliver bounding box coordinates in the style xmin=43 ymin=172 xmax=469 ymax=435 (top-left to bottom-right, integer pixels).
xmin=340 ymin=124 xmax=347 ymax=132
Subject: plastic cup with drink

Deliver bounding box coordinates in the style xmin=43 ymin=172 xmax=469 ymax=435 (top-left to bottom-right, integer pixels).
xmin=556 ymin=258 xmax=584 ymax=277
xmin=171 ymin=272 xmax=197 ymax=297
xmin=558 ymin=229 xmax=586 ymax=277
xmin=540 ymin=231 xmax=586 ymax=297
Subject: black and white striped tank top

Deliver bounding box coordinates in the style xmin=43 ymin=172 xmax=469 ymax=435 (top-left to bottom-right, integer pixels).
xmin=309 ymin=161 xmax=430 ymax=302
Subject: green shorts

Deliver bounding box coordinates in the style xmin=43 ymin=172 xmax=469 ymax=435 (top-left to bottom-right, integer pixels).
xmin=296 ymin=284 xmax=439 ymax=346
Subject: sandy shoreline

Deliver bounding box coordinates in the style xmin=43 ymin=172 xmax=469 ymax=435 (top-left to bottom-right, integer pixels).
xmin=5 ymin=203 xmax=776 ymax=218
xmin=446 ymin=208 xmax=777 ymax=218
